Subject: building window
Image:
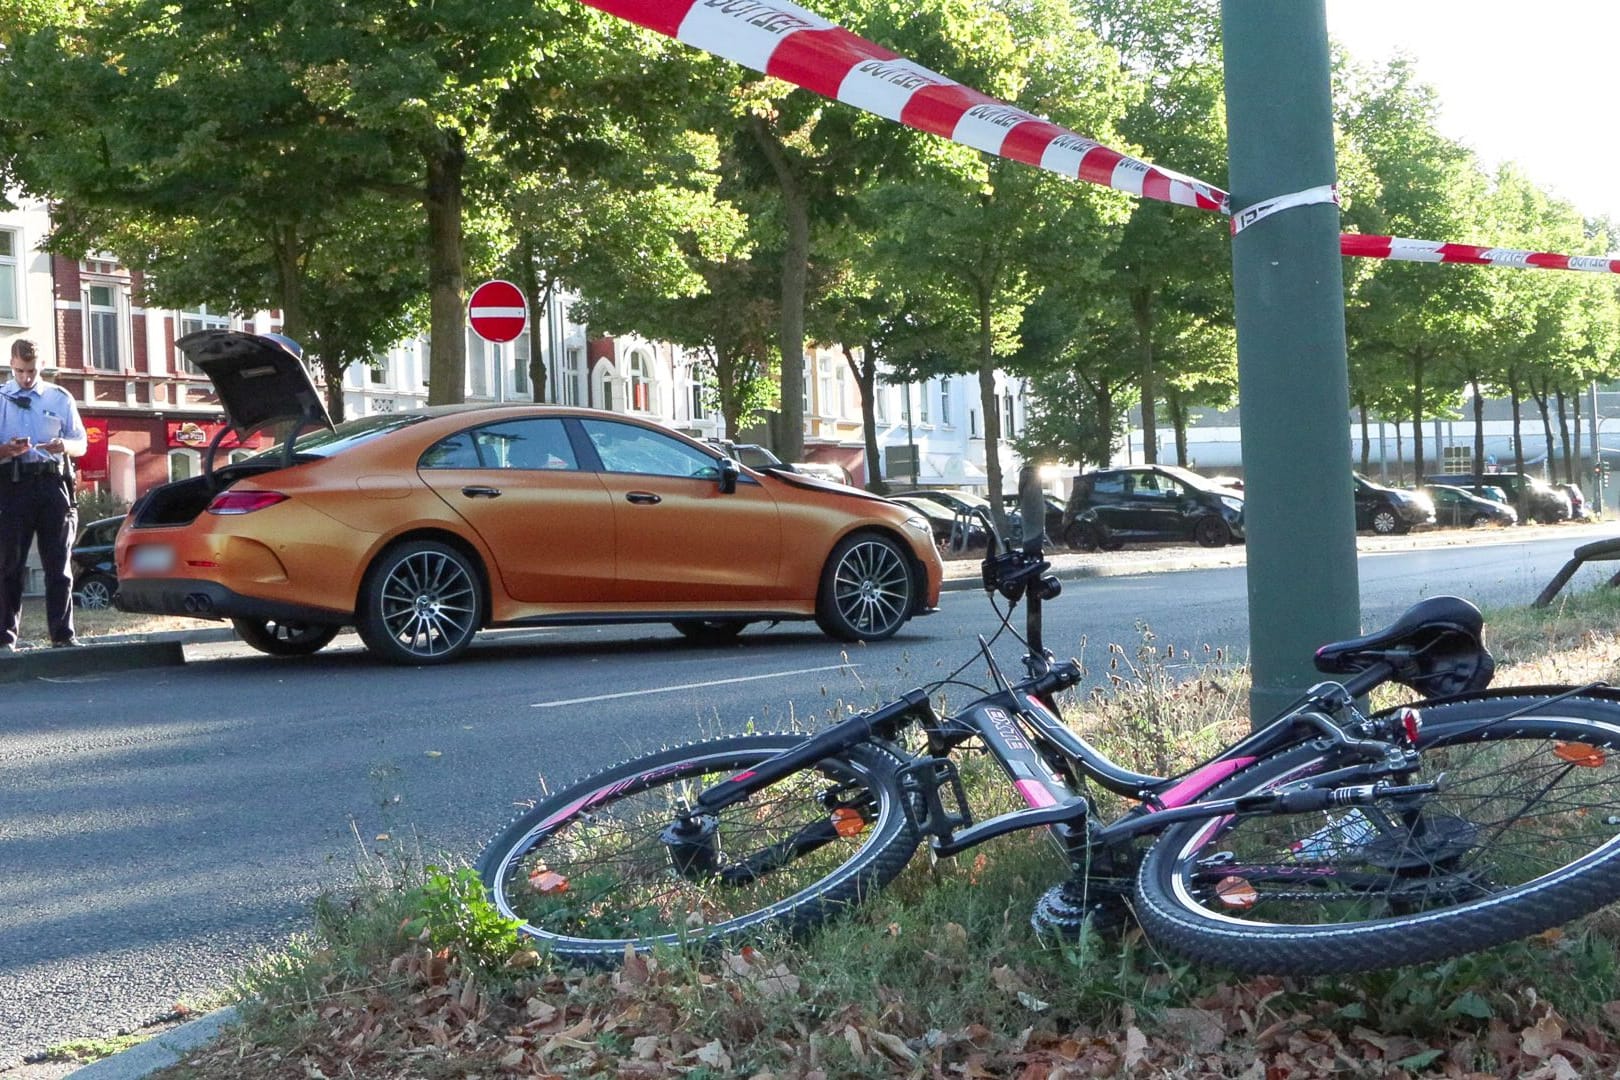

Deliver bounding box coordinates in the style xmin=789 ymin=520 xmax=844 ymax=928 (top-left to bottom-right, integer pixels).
xmin=1002 ymin=391 xmax=1016 ymax=437
xmin=465 ymin=330 xmax=489 ymax=397
xmin=85 ymin=283 xmax=124 ymax=372
xmin=419 ymin=340 xmax=431 ymax=387
xmin=369 ymin=355 xmax=389 ymax=386
xmin=817 ymin=357 xmax=835 ymax=416
xmin=628 ymin=349 xmax=652 ymax=412
xmin=873 ymin=380 xmax=887 ymax=423
xmin=969 ymin=408 xmax=979 ymax=438
xmin=685 ymin=363 xmax=709 ymax=421
xmin=513 ymin=333 xmax=530 ymax=397
xmin=939 ymin=379 xmax=952 ymax=427
xmin=917 ymin=380 xmax=930 ymax=424
xmin=167 ymin=449 xmax=198 ymax=481
xmin=563 ymin=347 xmax=584 ymax=406
xmin=177 ymin=305 xmax=230 ymax=375
xmin=0 ymin=228 xmax=18 ymax=323
xmin=803 ymin=355 xmax=812 ymax=414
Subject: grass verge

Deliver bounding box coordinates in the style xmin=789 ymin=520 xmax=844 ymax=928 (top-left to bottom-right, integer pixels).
xmin=145 ymin=589 xmax=1620 ymax=1078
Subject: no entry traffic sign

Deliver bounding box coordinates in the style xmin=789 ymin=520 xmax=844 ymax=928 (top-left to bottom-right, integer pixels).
xmin=467 ymin=280 xmax=528 ymax=343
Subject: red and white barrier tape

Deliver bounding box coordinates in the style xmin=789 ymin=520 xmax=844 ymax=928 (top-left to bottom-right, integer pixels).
xmin=1339 ymin=234 xmax=1620 ymax=274
xmin=584 ymin=0 xmax=1229 ymax=213
xmin=583 ymin=0 xmax=1620 ymax=276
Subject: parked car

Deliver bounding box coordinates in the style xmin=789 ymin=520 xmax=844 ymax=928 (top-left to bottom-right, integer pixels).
xmin=708 ymin=439 xmax=852 ymax=485
xmin=1000 ymin=492 xmax=1066 ymax=543
xmin=115 ymin=331 xmax=943 ymax=663
xmin=71 ymin=514 xmax=124 ymax=609
xmin=1062 ymin=465 xmax=1245 ymax=549
xmin=1555 ymin=482 xmax=1589 ymax=520
xmin=903 ymin=488 xmax=1024 ymax=542
xmin=1421 ymin=472 xmax=1570 ymax=524
xmin=1354 ymin=474 xmax=1435 ymax=535
xmin=1421 ymin=484 xmax=1518 ymax=528
xmin=890 ymin=494 xmax=988 ymax=551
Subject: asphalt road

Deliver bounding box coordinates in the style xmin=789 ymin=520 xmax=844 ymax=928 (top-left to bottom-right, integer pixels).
xmin=2 ymin=524 xmax=1614 ymax=1066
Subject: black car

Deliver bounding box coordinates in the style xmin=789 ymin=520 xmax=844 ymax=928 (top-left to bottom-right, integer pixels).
xmin=1422 ymin=472 xmax=1569 ymax=524
xmin=903 ymin=488 xmax=1023 ymax=542
xmin=72 ymin=514 xmax=123 ymax=609
xmin=1000 ymin=492 xmax=1066 ymax=543
xmin=1422 ymin=484 xmax=1518 ymax=528
xmin=1353 ymin=474 xmax=1435 ymax=535
xmin=1062 ymin=465 xmax=1245 ymax=549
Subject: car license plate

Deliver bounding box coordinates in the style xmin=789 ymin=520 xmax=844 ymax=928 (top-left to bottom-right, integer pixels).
xmin=130 ymin=544 xmax=174 ymax=573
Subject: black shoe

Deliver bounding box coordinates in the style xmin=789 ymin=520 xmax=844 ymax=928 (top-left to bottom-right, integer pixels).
xmin=50 ymin=637 xmax=82 ymax=648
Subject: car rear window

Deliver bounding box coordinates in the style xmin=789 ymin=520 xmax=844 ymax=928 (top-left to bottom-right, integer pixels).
xmin=257 ymin=413 xmax=430 ymax=459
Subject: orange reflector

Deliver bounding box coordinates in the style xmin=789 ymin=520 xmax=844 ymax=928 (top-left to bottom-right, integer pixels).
xmin=1555 ymin=742 xmax=1606 ymax=767
xmin=529 ymin=869 xmax=569 ymax=893
xmin=831 ymin=808 xmax=866 ymax=837
xmin=1215 ymin=876 xmax=1258 ymax=909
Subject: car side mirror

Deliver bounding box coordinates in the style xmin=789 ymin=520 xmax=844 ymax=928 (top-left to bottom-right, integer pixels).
xmin=718 ymin=457 xmax=740 ymax=495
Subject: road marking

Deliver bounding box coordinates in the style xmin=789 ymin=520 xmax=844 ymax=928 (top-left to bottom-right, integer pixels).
xmin=530 ymin=663 xmax=859 ymax=709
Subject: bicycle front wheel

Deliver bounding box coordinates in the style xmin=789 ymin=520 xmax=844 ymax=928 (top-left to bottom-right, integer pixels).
xmin=1136 ymin=692 xmax=1620 ymax=974
xmin=477 ymin=734 xmax=918 ymax=965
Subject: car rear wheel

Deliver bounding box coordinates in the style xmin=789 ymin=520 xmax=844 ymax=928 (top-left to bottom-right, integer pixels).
xmin=815 ymin=532 xmax=914 ymax=642
xmin=76 ymin=573 xmax=117 ymax=611
xmin=1065 ymin=522 xmax=1100 ymax=551
xmin=357 ymin=540 xmax=484 ymax=665
xmin=232 ymin=617 xmax=341 ymax=657
xmin=1468 ymin=512 xmax=1494 ymax=527
xmin=1370 ymin=507 xmax=1402 ymax=535
xmin=671 ymin=619 xmax=749 ymax=644
xmin=1192 ymin=516 xmax=1230 ymax=548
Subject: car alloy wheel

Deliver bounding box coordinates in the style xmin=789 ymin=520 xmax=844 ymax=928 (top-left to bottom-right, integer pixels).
xmin=816 ymin=533 xmax=914 ymax=642
xmin=1193 ymin=517 xmax=1229 ymax=548
xmin=76 ymin=573 xmax=117 ymax=610
xmin=358 ymin=540 xmax=484 ymax=664
xmin=1371 ymin=508 xmax=1401 ymax=535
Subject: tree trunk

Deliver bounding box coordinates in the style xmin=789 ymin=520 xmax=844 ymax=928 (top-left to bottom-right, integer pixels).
xmin=1166 ymin=385 xmax=1189 ymax=465
xmin=715 ymin=345 xmax=743 ymax=442
xmin=1471 ymin=382 xmax=1486 ymax=490
xmin=1394 ymin=422 xmax=1403 ymax=479
xmin=425 ymin=131 xmax=468 ymax=406
xmin=518 ymin=237 xmax=549 ymax=403
xmin=1568 ymin=390 xmax=1581 ymax=485
xmin=1409 ymin=350 xmax=1426 ymax=481
xmin=1357 ymin=399 xmax=1370 ymax=474
xmin=320 ymin=354 xmax=346 ymax=424
xmin=846 ymin=343 xmax=885 ymax=493
xmin=1509 ymin=376 xmax=1526 ymax=477
xmin=750 ymin=116 xmax=807 ymax=463
xmin=1532 ymin=385 xmax=1555 ymax=481
xmin=977 ymin=289 xmax=1008 ymax=539
xmin=1132 ymin=290 xmax=1157 ymax=464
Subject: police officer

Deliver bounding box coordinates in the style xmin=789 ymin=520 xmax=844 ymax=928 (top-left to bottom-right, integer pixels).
xmin=0 ymin=339 xmax=87 ymax=650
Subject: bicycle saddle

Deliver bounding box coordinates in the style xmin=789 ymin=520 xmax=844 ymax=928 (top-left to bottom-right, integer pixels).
xmin=1313 ymin=595 xmax=1494 ymax=696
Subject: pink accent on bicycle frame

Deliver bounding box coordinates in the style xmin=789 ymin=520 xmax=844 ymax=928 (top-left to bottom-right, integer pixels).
xmin=1014 ymin=779 xmax=1060 ymax=808
xmin=1153 ymin=757 xmax=1257 ymax=810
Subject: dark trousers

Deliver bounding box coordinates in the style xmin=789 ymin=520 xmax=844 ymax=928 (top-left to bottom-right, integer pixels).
xmin=0 ymin=476 xmax=77 ymax=646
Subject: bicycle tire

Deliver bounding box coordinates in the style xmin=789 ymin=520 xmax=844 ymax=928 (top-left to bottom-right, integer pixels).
xmin=1135 ymin=692 xmax=1620 ymax=974
xmin=478 ymin=734 xmax=919 ymax=965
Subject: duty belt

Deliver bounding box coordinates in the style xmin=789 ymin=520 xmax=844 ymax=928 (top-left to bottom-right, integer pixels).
xmin=7 ymin=460 xmax=64 ymax=480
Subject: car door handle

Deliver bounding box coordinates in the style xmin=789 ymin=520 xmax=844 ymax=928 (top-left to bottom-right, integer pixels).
xmin=461 ymin=486 xmax=502 ymax=498
xmin=625 ymin=491 xmax=662 ymax=505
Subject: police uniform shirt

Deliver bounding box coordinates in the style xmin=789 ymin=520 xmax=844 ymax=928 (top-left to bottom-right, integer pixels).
xmin=0 ymin=377 xmax=88 ymax=465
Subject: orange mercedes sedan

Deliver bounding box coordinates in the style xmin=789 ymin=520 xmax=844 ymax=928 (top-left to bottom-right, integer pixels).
xmin=115 ymin=331 xmax=943 ymax=664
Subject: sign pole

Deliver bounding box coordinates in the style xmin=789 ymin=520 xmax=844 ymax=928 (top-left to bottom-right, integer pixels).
xmin=1221 ymin=1 xmax=1361 ymax=723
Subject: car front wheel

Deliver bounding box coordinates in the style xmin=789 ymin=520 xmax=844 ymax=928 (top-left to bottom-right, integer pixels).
xmin=232 ymin=617 xmax=341 ymax=657
xmin=357 ymin=540 xmax=484 ymax=665
xmin=815 ymin=532 xmax=914 ymax=642
xmin=1193 ymin=516 xmax=1230 ymax=548
xmin=1370 ymin=507 xmax=1402 ymax=535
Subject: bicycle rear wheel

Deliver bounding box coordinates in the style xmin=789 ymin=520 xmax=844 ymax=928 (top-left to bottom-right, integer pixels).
xmin=1136 ymin=692 xmax=1620 ymax=974
xmin=478 ymin=734 xmax=918 ymax=965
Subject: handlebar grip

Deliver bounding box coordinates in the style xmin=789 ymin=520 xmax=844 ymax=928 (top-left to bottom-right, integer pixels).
xmin=1030 ymin=660 xmax=1083 ymax=697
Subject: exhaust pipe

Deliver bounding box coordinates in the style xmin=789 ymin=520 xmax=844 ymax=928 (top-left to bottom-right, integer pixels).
xmin=183 ymin=593 xmax=213 ymax=614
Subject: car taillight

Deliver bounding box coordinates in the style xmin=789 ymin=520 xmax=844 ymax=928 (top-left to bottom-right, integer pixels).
xmin=206 ymin=491 xmax=289 ymax=515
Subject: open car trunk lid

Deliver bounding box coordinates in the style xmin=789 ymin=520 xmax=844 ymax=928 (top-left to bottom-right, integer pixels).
xmin=176 ymin=329 xmax=333 ymax=437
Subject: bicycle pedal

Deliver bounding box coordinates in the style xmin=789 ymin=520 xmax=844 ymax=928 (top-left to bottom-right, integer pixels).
xmin=896 ymin=758 xmax=973 ymax=838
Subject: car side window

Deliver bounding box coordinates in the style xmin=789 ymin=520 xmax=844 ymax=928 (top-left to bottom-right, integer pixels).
xmin=579 ymin=419 xmax=720 ymax=479
xmin=420 ymin=431 xmax=482 ymax=469
xmin=472 ymin=419 xmax=579 ymax=471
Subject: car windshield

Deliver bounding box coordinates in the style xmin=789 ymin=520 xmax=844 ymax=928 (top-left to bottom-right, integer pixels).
xmin=251 ymin=413 xmax=431 ymax=460
xmin=1159 ymin=465 xmax=1227 ymax=493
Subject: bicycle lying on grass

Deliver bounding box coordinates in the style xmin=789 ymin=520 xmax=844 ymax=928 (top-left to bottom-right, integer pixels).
xmin=479 ymin=470 xmax=1620 ymax=974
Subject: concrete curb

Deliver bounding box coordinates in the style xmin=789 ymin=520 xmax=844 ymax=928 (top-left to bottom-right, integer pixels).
xmin=64 ymin=1009 xmax=238 ymax=1080
xmin=0 ymin=639 xmax=187 ymax=682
